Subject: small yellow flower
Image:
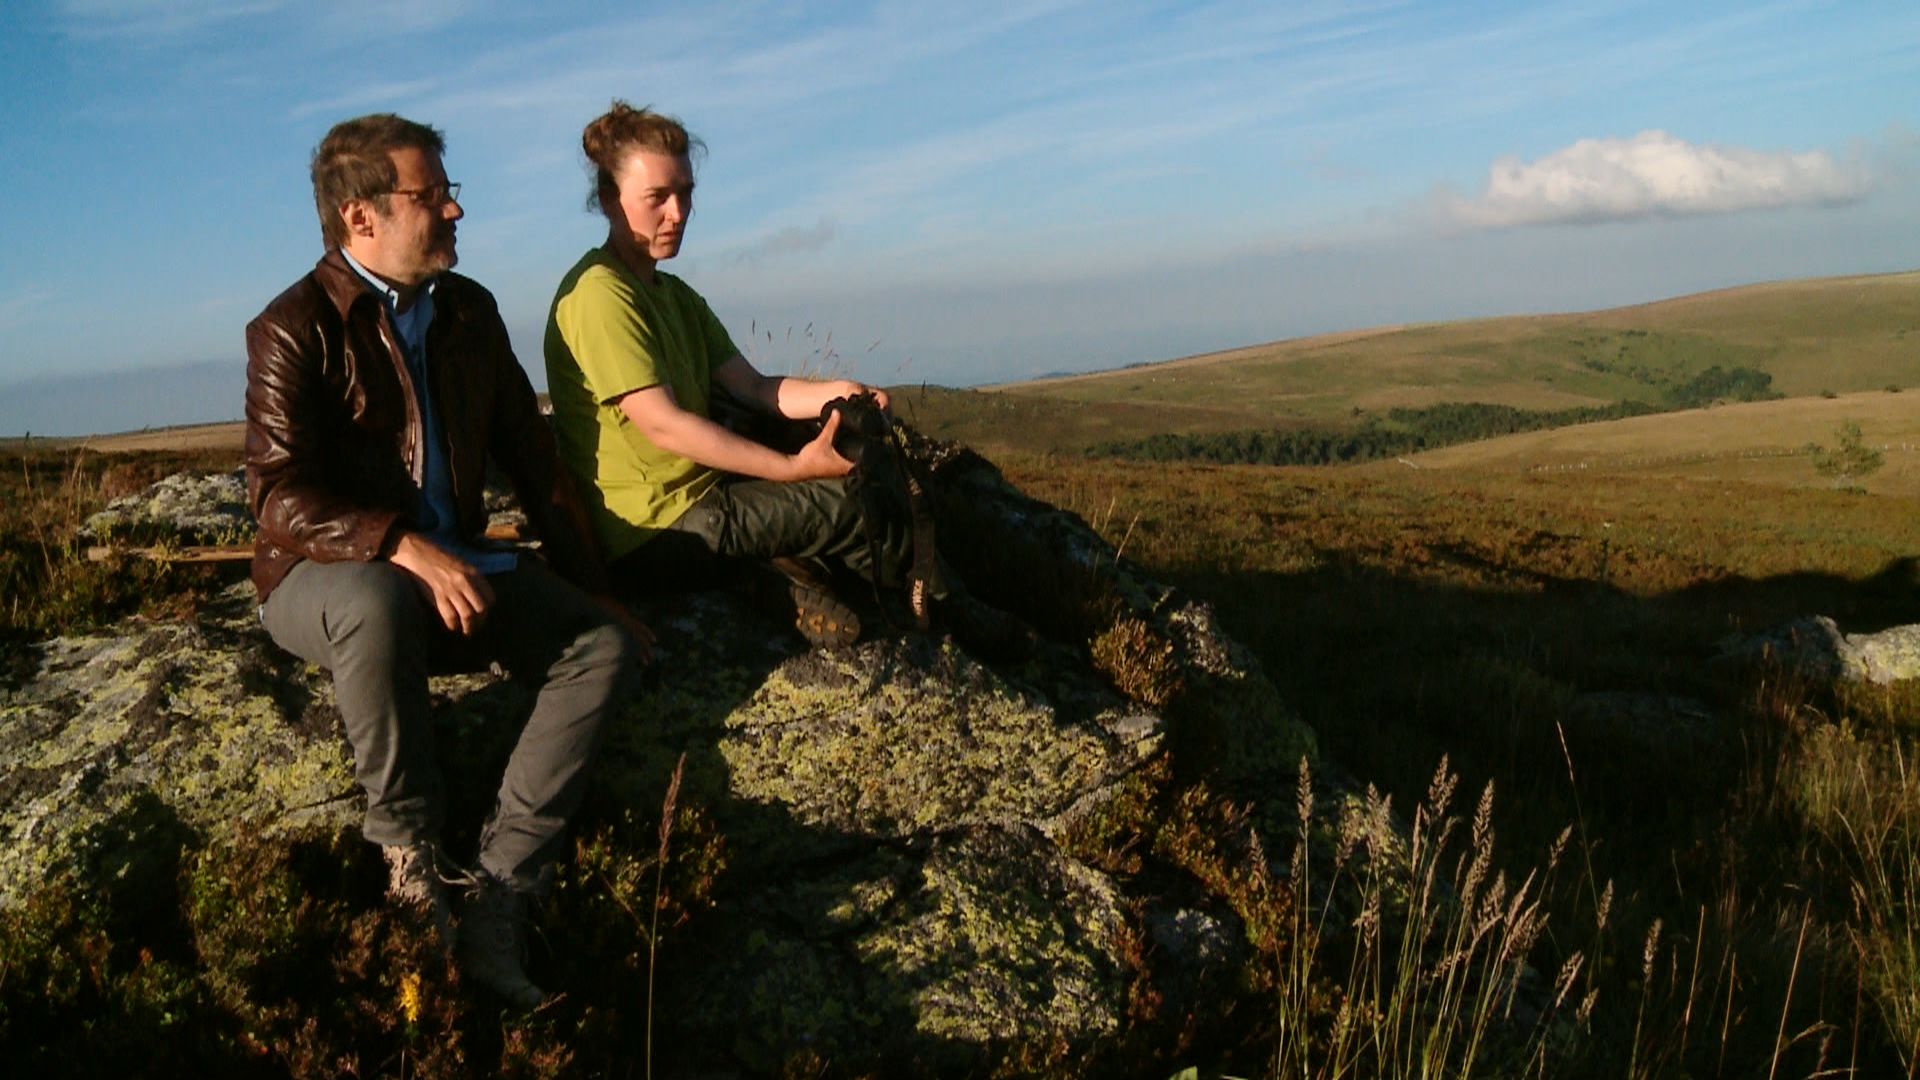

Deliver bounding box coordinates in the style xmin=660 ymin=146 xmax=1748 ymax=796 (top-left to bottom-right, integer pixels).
xmin=399 ymin=971 xmax=422 ymax=1026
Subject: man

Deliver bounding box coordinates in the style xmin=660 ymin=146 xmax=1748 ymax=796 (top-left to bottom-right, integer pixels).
xmin=545 ymin=101 xmax=925 ymax=647
xmin=245 ymin=113 xmax=644 ymax=1007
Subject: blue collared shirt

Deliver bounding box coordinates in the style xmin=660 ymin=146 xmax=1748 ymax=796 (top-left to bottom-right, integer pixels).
xmin=339 ymin=248 xmax=515 ymax=576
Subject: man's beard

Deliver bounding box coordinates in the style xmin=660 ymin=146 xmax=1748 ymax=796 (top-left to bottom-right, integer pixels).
xmin=427 ymin=227 xmax=458 ymax=272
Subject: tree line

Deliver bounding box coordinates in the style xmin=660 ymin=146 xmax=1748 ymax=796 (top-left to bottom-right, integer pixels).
xmin=1090 ymin=366 xmax=1780 ymax=467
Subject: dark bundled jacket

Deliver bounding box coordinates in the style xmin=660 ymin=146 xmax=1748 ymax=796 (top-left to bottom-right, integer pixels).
xmin=244 ymin=250 xmax=608 ymax=602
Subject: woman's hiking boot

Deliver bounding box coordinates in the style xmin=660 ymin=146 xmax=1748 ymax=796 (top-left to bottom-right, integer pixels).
xmin=770 ymin=556 xmax=860 ymax=648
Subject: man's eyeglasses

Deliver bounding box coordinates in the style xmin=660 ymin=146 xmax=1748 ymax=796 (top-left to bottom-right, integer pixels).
xmin=384 ymin=182 xmax=461 ymax=207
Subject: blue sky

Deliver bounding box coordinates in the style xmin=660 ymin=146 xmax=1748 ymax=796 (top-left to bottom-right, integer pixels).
xmin=1 ymin=0 xmax=1916 ymax=435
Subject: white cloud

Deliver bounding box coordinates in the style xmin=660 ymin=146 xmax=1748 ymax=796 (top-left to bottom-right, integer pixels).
xmin=1440 ymin=130 xmax=1872 ymax=228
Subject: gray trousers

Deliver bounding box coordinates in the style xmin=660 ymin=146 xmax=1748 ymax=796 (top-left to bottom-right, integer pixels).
xmin=261 ymin=556 xmax=637 ymax=888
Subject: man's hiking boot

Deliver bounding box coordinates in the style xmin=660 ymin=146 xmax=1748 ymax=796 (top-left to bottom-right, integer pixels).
xmin=383 ymin=840 xmax=462 ymax=948
xmin=459 ymin=874 xmax=547 ymax=1009
xmin=771 ymin=556 xmax=860 ymax=648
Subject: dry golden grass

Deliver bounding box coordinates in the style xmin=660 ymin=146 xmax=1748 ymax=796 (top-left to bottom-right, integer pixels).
xmin=0 ymin=422 xmax=247 ymax=455
xmin=1580 ymin=270 xmax=1920 ymax=394
xmin=1406 ymin=388 xmax=1920 ymax=495
xmin=1003 ymin=448 xmax=1920 ymax=1076
xmin=83 ymin=421 xmax=246 ymax=454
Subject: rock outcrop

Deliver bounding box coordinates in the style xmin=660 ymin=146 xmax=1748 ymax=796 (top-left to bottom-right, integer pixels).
xmin=82 ymin=468 xmax=253 ymax=545
xmin=1718 ymin=615 xmax=1920 ymax=685
xmin=1 ymin=443 xmax=1317 ymax=1071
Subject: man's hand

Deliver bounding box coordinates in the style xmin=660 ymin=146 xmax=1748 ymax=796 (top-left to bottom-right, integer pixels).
xmin=788 ymin=408 xmax=856 ymax=481
xmin=591 ymin=594 xmax=657 ymax=664
xmin=389 ymin=531 xmax=494 ymax=635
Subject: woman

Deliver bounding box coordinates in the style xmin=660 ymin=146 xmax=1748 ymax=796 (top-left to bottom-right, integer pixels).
xmin=543 ymin=100 xmax=915 ymax=647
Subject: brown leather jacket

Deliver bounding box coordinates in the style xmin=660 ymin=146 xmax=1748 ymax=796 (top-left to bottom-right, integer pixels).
xmin=244 ymin=250 xmax=609 ymax=602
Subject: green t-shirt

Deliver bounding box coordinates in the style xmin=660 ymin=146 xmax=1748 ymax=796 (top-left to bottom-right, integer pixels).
xmin=544 ymin=247 xmax=739 ymax=560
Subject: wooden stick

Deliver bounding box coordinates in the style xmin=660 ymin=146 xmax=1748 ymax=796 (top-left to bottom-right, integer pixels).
xmin=85 ymin=523 xmax=526 ymax=564
xmin=87 ymin=544 xmax=248 ymax=563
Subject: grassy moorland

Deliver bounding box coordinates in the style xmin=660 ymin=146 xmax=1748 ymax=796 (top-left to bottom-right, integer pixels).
xmin=0 ymin=443 xmax=242 ymax=653
xmin=1409 ymin=389 xmax=1920 ymax=491
xmin=1004 ymin=450 xmax=1920 ymax=1077
xmin=6 ymin=415 xmax=1917 ymax=1076
xmin=4 ymin=269 xmax=1919 ymax=1075
xmin=901 ymin=271 xmax=1920 ymax=455
xmin=910 ymin=271 xmax=1920 ymax=1074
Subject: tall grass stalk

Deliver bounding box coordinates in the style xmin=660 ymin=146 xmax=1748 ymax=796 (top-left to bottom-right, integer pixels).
xmin=646 ymin=754 xmax=684 ymax=1080
xmin=18 ymin=448 xmax=93 ymax=577
xmin=1274 ymin=757 xmax=1591 ymax=1079
xmin=574 ymin=754 xmax=688 ymax=1080
xmin=1768 ymin=904 xmax=1811 ymax=1080
xmin=1788 ymin=725 xmax=1920 ymax=1074
xmin=1552 ymin=722 xmax=1606 ymax=937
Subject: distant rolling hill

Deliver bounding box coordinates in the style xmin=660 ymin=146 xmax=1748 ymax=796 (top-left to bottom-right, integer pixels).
xmin=1396 ymin=387 xmax=1920 ymax=497
xmin=37 ymin=271 xmax=1919 ymax=493
xmin=900 ymin=270 xmax=1920 ymax=454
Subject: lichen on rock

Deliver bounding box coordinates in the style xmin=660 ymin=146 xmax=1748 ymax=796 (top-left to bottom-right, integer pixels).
xmin=864 ymin=826 xmax=1128 ymax=1041
xmin=82 ymin=468 xmax=252 ymax=546
xmin=4 ymin=439 xmax=1326 ymax=1071
xmin=0 ymin=589 xmax=357 ymax=904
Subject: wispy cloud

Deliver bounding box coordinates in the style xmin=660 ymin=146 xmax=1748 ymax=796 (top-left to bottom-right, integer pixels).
xmin=1436 ymin=131 xmax=1872 ymax=229
xmin=52 ymin=0 xmax=286 ymax=40
xmin=316 ymin=0 xmax=472 ymax=35
xmin=289 ymin=80 xmax=442 ymax=121
xmin=711 ymin=0 xmax=1088 ymax=90
xmin=725 ymin=217 xmax=838 ymax=264
xmin=0 ymin=288 xmax=58 ymax=333
xmin=55 ymin=0 xmax=474 ymax=47
xmin=13 ymin=0 xmax=1918 ymax=417
xmin=398 ymin=1 xmax=1094 ymax=134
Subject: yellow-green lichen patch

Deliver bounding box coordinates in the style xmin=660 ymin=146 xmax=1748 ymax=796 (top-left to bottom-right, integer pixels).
xmin=6 ymin=630 xmax=179 ymax=773
xmin=588 ymin=668 xmax=772 ymax=819
xmin=719 ymin=643 xmax=1130 ymax=837
xmin=149 ymin=646 xmax=354 ymax=828
xmin=679 ymin=884 xmax=901 ymax=1070
xmin=855 ymin=826 xmax=1126 ymax=1045
xmin=1089 ymin=705 xmax=1163 ymax=759
xmin=671 ymin=828 xmax=1131 ymax=1070
xmin=1 ymin=628 xmax=193 ymax=903
xmin=0 ymin=604 xmax=359 ymax=907
xmin=726 ymin=933 xmax=876 ymax=1058
xmin=824 ymin=875 xmax=903 ymax=931
xmin=1159 ymin=600 xmax=1319 ymax=782
xmin=770 ymin=846 xmax=916 ymax=938
xmin=1181 ymin=670 xmax=1319 ymax=785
